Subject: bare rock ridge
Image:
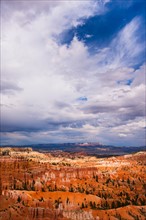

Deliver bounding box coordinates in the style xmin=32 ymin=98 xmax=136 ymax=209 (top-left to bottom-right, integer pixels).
xmin=0 ymin=147 xmax=146 ymax=220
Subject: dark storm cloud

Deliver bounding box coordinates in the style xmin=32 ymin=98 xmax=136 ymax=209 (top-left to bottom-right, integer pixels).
xmin=0 ymin=117 xmax=47 ymax=133
xmin=118 ymin=105 xmax=146 ymax=121
xmin=0 ymin=112 xmax=86 ymax=133
xmin=81 ymin=100 xmax=145 ymax=126
xmin=1 ymin=81 xmax=23 ymax=94
xmin=54 ymin=101 xmax=71 ymax=109
xmin=62 ymin=120 xmax=86 ymax=129
xmin=0 ymin=118 xmax=63 ymax=133
xmin=82 ymin=105 xmax=117 ymax=114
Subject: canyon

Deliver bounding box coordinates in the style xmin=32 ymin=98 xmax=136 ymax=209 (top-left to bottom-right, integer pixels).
xmin=0 ymin=147 xmax=146 ymax=220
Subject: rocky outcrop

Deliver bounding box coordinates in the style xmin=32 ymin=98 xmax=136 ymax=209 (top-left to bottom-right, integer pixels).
xmin=0 ymin=148 xmax=146 ymax=220
xmin=63 ymin=210 xmax=95 ymax=220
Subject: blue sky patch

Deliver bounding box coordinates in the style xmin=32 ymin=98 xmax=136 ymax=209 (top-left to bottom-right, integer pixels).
xmin=60 ymin=0 xmax=146 ymax=54
xmin=77 ymin=96 xmax=88 ymax=101
xmin=117 ymin=78 xmax=134 ymax=86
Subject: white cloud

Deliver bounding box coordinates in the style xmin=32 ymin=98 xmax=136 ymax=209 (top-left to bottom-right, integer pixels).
xmin=1 ymin=1 xmax=145 ymax=146
xmin=132 ymin=63 xmax=146 ymax=86
xmin=110 ymin=17 xmax=144 ymax=68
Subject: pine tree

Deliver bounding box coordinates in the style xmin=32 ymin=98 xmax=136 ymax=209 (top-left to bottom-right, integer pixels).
xmin=95 ymin=175 xmax=98 ymax=182
xmin=81 ymin=202 xmax=85 ymax=208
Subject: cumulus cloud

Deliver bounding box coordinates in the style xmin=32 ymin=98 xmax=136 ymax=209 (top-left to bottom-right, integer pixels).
xmin=1 ymin=0 xmax=145 ymax=146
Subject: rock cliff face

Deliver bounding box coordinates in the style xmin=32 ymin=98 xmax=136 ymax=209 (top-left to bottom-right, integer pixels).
xmin=0 ymin=148 xmax=146 ymax=220
xmin=0 ymin=157 xmax=99 ymax=191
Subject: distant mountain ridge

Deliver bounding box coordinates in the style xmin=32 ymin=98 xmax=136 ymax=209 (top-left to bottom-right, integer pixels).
xmin=1 ymin=143 xmax=146 ymax=157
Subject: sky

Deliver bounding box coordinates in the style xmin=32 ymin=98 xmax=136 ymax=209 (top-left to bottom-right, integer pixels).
xmin=0 ymin=0 xmax=146 ymax=146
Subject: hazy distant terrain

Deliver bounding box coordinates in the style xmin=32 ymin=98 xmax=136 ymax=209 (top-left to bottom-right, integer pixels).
xmin=1 ymin=143 xmax=146 ymax=157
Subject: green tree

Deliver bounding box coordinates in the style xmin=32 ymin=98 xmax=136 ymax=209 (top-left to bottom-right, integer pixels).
xmin=95 ymin=175 xmax=98 ymax=182
xmin=66 ymin=197 xmax=69 ymax=204
xmin=90 ymin=201 xmax=93 ymax=208
xmin=111 ymin=201 xmax=115 ymax=209
xmin=81 ymin=202 xmax=85 ymax=208
xmin=17 ymin=196 xmax=21 ymax=203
